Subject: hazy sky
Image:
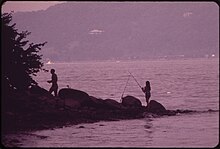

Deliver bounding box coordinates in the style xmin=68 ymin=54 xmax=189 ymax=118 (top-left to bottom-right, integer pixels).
xmin=2 ymin=1 xmax=66 ymax=13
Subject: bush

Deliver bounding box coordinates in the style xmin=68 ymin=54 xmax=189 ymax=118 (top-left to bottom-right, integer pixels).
xmin=1 ymin=12 xmax=47 ymax=95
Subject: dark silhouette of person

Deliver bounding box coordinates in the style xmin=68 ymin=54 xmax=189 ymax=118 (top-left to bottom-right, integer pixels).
xmin=142 ymin=81 xmax=151 ymax=105
xmin=47 ymin=69 xmax=58 ymax=96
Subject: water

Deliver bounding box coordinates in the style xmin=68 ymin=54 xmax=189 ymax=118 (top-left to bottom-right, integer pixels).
xmin=2 ymin=58 xmax=219 ymax=147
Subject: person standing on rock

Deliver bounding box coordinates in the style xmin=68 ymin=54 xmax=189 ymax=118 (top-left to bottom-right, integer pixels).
xmin=142 ymin=81 xmax=151 ymax=106
xmin=47 ymin=69 xmax=58 ymax=96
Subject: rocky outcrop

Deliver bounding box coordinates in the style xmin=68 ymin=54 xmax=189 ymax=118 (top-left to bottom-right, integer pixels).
xmin=121 ymin=95 xmax=142 ymax=107
xmin=89 ymin=96 xmax=114 ymax=110
xmin=146 ymin=100 xmax=166 ymax=114
xmin=29 ymin=85 xmax=53 ymax=98
xmin=58 ymin=88 xmax=94 ymax=108
xmin=3 ymin=86 xmax=211 ymax=134
xmin=58 ymin=88 xmax=90 ymax=101
xmin=104 ymin=99 xmax=124 ymax=109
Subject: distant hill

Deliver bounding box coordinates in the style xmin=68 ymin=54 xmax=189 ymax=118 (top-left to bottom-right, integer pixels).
xmin=11 ymin=2 xmax=219 ymax=62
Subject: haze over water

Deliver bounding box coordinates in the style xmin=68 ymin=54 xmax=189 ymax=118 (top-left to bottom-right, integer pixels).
xmin=3 ymin=58 xmax=218 ymax=147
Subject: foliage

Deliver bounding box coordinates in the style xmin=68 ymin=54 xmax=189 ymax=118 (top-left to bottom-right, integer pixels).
xmin=1 ymin=12 xmax=47 ymax=94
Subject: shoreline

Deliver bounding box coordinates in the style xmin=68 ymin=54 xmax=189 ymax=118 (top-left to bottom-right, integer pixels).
xmin=2 ymin=107 xmax=145 ymax=135
xmin=2 ymin=88 xmax=146 ymax=135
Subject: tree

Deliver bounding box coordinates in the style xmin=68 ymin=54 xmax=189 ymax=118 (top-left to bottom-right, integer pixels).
xmin=1 ymin=12 xmax=47 ymax=95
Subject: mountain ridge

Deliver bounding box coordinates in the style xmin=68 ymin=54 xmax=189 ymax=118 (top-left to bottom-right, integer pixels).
xmin=11 ymin=2 xmax=219 ymax=62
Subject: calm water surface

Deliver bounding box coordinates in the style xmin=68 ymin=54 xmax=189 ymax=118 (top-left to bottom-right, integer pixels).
xmin=2 ymin=58 xmax=219 ymax=147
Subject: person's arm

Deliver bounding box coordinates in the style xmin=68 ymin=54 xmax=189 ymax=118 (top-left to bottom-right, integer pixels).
xmin=47 ymin=80 xmax=52 ymax=83
xmin=142 ymin=87 xmax=145 ymax=93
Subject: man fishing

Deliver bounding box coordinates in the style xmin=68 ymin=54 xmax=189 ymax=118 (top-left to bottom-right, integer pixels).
xmin=47 ymin=69 xmax=58 ymax=96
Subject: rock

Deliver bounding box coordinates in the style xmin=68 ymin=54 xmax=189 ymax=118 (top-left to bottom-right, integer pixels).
xmin=29 ymin=85 xmax=52 ymax=98
xmin=65 ymin=99 xmax=81 ymax=109
xmin=89 ymin=96 xmax=108 ymax=109
xmin=146 ymin=100 xmax=166 ymax=114
xmin=58 ymin=88 xmax=90 ymax=100
xmin=176 ymin=109 xmax=195 ymax=114
xmin=59 ymin=88 xmax=90 ymax=103
xmin=89 ymin=96 xmax=123 ymax=110
xmin=58 ymin=88 xmax=97 ymax=108
xmin=104 ymin=99 xmax=123 ymax=109
xmin=121 ymin=95 xmax=142 ymax=107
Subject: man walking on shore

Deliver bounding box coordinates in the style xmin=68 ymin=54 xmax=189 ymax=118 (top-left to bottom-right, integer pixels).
xmin=47 ymin=69 xmax=58 ymax=96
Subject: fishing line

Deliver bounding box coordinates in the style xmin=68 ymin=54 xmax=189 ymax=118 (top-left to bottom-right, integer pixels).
xmin=120 ymin=74 xmax=131 ymax=102
xmin=128 ymin=71 xmax=142 ymax=90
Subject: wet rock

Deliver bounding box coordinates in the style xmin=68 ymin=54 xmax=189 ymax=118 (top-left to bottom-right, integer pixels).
xmin=58 ymin=88 xmax=93 ymax=108
xmin=64 ymin=99 xmax=81 ymax=109
xmin=89 ymin=96 xmax=110 ymax=109
xmin=121 ymin=95 xmax=142 ymax=107
xmin=146 ymin=100 xmax=166 ymax=114
xmin=29 ymin=85 xmax=52 ymax=98
xmin=176 ymin=109 xmax=196 ymax=114
xmin=59 ymin=88 xmax=90 ymax=101
xmin=78 ymin=126 xmax=85 ymax=128
xmin=104 ymin=99 xmax=124 ymax=109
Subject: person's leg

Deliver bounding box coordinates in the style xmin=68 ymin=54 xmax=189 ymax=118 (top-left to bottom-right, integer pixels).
xmin=146 ymin=94 xmax=150 ymax=105
xmin=54 ymin=88 xmax=58 ymax=97
xmin=49 ymin=87 xmax=53 ymax=94
xmin=148 ymin=93 xmax=151 ymax=104
xmin=54 ymin=85 xmax=58 ymax=97
xmin=145 ymin=96 xmax=148 ymax=106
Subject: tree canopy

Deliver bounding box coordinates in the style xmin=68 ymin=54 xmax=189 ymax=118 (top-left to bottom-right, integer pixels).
xmin=1 ymin=12 xmax=47 ymax=94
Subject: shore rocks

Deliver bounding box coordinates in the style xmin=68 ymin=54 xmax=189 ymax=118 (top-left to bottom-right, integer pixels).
xmin=58 ymin=88 xmax=94 ymax=107
xmin=89 ymin=96 xmax=112 ymax=109
xmin=121 ymin=95 xmax=142 ymax=107
xmin=29 ymin=85 xmax=53 ymax=98
xmin=3 ymin=86 xmax=206 ymax=134
xmin=58 ymin=88 xmax=90 ymax=101
xmin=146 ymin=100 xmax=166 ymax=114
xmin=104 ymin=99 xmax=123 ymax=109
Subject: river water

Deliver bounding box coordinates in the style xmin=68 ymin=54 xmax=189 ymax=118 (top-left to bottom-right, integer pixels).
xmin=2 ymin=58 xmax=219 ymax=147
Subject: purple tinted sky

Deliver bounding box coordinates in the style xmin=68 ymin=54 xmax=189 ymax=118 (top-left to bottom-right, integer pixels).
xmin=2 ymin=1 xmax=66 ymax=13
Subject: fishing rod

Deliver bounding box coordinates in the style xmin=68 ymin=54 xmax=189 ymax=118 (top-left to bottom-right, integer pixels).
xmin=128 ymin=71 xmax=142 ymax=90
xmin=121 ymin=74 xmax=131 ymax=101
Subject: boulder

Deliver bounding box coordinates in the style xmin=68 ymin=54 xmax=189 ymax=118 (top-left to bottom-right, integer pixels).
xmin=64 ymin=99 xmax=81 ymax=109
xmin=29 ymin=85 xmax=53 ymax=98
xmin=146 ymin=100 xmax=166 ymax=114
xmin=104 ymin=99 xmax=123 ymax=109
xmin=121 ymin=95 xmax=142 ymax=107
xmin=89 ymin=96 xmax=110 ymax=109
xmin=58 ymin=88 xmax=95 ymax=108
xmin=59 ymin=88 xmax=89 ymax=100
